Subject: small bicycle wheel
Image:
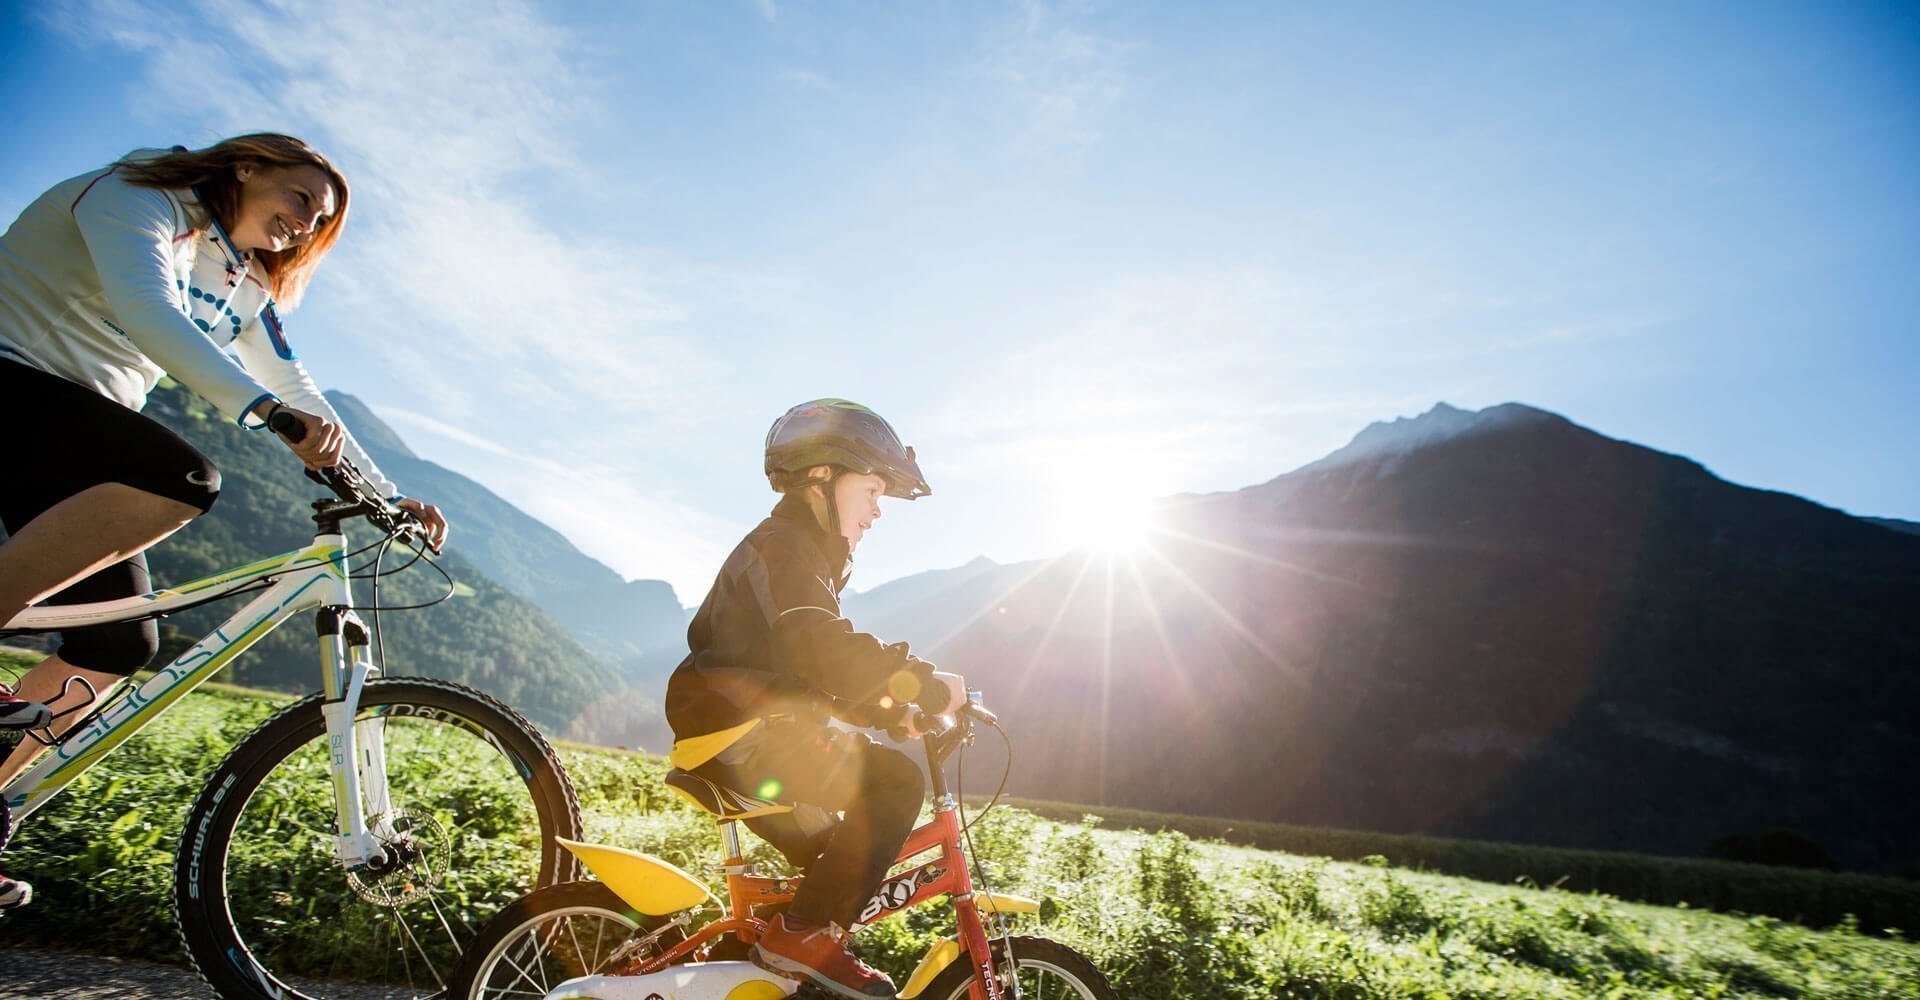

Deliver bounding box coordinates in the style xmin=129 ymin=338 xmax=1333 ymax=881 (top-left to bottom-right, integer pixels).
xmin=923 ymin=936 xmax=1119 ymax=1000
xmin=447 ymin=880 xmax=683 ymax=1000
xmin=176 ymin=677 xmax=583 ymax=999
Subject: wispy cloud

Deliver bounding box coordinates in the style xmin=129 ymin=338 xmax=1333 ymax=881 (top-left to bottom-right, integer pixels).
xmin=45 ymin=0 xmax=728 ymax=590
xmin=975 ymin=0 xmax=1133 ymax=154
xmin=48 ymin=0 xmax=712 ymax=431
xmin=776 ymin=68 xmax=836 ymax=94
xmin=930 ymin=271 xmax=1359 ymax=491
xmin=921 ymin=265 xmax=1497 ymax=533
xmin=378 ymin=406 xmax=733 ymax=602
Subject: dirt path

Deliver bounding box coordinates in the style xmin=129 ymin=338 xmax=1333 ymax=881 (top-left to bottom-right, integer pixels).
xmin=0 ymin=949 xmax=211 ymax=999
xmin=0 ymin=950 xmax=436 ymax=999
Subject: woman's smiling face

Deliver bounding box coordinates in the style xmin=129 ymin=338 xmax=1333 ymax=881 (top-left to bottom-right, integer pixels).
xmin=227 ymin=163 xmax=338 ymax=255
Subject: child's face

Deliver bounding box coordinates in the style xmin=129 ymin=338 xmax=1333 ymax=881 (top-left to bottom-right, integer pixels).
xmin=833 ymin=471 xmax=888 ymax=552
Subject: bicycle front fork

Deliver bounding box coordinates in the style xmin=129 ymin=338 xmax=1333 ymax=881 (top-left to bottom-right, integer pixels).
xmin=316 ymin=606 xmax=391 ymax=870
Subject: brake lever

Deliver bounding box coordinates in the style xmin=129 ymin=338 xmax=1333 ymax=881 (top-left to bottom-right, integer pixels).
xmin=961 ymin=694 xmax=998 ymax=727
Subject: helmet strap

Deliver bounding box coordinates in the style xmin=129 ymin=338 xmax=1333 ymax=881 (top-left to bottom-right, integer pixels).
xmin=796 ymin=470 xmax=842 ymax=538
xmin=821 ymin=470 xmax=845 ymax=540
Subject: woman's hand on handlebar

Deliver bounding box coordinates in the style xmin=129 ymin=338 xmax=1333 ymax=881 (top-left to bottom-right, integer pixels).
xmin=268 ymin=406 xmax=346 ymax=469
xmin=396 ymin=497 xmax=450 ymax=552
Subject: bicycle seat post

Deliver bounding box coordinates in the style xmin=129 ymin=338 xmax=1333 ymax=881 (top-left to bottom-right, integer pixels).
xmin=716 ymin=816 xmax=750 ymax=874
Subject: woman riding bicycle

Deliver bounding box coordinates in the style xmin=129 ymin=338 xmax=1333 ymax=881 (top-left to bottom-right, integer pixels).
xmin=0 ymin=133 xmax=450 ymax=908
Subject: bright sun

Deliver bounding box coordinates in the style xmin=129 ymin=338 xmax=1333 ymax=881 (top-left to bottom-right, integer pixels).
xmin=1075 ymin=494 xmax=1157 ymax=553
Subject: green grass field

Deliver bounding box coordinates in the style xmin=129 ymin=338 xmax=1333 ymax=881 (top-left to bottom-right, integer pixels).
xmin=1 ymin=655 xmax=1914 ymax=998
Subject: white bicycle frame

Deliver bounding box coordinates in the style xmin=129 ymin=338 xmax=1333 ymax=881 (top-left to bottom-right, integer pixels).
xmin=3 ymin=528 xmax=400 ymax=869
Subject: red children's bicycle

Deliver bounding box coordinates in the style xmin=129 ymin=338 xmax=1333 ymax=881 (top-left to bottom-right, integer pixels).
xmin=448 ymin=691 xmax=1117 ymax=1000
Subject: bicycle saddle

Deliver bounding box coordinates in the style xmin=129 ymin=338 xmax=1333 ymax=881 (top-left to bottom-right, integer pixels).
xmin=664 ymin=767 xmax=795 ymax=821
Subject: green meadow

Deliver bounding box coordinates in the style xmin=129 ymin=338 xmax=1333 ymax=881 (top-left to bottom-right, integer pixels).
xmin=2 ymin=656 xmax=1914 ymax=998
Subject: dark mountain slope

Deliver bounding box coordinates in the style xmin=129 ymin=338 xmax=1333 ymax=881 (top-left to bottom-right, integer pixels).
xmin=855 ymin=403 xmax=1920 ymax=872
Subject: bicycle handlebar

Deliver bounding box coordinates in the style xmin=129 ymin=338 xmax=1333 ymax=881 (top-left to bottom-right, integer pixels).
xmin=270 ymin=409 xmax=419 ymax=538
xmin=891 ymin=690 xmax=996 ymax=743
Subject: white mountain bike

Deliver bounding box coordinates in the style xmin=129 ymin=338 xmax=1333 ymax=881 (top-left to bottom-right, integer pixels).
xmin=1 ymin=448 xmax=583 ymax=999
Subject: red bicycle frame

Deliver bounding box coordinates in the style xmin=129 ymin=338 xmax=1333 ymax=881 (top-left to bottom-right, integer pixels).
xmin=628 ymin=719 xmax=1008 ymax=1000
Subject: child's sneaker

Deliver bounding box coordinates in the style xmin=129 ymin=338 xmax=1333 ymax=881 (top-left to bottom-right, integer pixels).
xmin=752 ymin=913 xmax=896 ymax=999
xmin=0 ymin=875 xmax=32 ymax=911
xmin=0 ymin=682 xmax=51 ymax=731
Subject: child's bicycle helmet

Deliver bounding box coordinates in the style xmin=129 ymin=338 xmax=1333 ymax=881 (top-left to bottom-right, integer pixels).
xmin=765 ymin=399 xmax=931 ymax=499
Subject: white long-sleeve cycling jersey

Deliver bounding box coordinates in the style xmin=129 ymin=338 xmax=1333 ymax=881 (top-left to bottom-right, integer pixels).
xmin=0 ymin=151 xmax=397 ymax=497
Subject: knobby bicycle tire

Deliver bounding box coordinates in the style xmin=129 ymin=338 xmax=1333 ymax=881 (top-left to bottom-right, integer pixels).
xmin=922 ymin=935 xmax=1119 ymax=1000
xmin=175 ymin=677 xmax=583 ymax=1000
xmin=446 ymin=879 xmax=684 ymax=1000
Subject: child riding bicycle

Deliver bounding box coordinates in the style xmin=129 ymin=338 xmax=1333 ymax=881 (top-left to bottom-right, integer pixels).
xmin=664 ymin=398 xmax=965 ymax=1000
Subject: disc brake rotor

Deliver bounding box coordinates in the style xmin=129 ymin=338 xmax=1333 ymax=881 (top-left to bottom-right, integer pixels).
xmin=346 ymin=807 xmax=450 ymax=906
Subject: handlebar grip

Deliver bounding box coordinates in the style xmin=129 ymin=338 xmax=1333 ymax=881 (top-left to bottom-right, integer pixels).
xmin=888 ymin=709 xmax=946 ymax=743
xmin=269 ymin=408 xmax=304 ymax=442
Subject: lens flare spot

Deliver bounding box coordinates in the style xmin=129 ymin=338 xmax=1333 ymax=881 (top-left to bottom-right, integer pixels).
xmin=758 ymin=779 xmax=784 ymax=800
xmin=887 ymin=669 xmax=923 ymax=703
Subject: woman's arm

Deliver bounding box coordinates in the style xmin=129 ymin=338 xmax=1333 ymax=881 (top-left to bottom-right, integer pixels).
xmin=229 ymin=313 xmax=399 ymax=496
xmin=69 ymin=173 xmax=277 ymax=425
xmin=231 ymin=313 xmax=451 ymax=550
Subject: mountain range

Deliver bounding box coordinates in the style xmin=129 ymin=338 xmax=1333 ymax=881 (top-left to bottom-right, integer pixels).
xmin=15 ymin=384 xmax=1912 ymax=874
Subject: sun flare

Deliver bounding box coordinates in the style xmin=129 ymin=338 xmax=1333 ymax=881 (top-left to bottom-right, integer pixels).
xmin=1075 ymin=494 xmax=1157 ymax=553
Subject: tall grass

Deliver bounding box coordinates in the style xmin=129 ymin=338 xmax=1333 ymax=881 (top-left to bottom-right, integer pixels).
xmin=1001 ymin=797 xmax=1920 ymax=936
xmin=1 ymin=672 xmax=1915 ymax=998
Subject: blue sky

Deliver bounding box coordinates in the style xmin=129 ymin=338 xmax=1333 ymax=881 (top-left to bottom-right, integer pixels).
xmin=4 ymin=1 xmax=1916 ymax=603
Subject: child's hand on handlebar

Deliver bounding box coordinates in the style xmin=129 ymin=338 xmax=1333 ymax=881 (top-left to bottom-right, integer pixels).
xmin=270 ymin=407 xmax=346 ymax=470
xmin=929 ymin=671 xmax=967 ymax=715
xmin=889 ymin=707 xmax=931 ymax=742
xmin=396 ymin=498 xmax=450 ymax=552
xmin=886 ymin=671 xmax=969 ymax=741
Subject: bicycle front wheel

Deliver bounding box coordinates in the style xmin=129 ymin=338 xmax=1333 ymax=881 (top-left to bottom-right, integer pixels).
xmin=923 ymin=936 xmax=1119 ymax=1000
xmin=176 ymin=677 xmax=583 ymax=1000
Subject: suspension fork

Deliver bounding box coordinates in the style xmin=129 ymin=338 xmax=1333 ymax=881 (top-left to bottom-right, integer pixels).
xmin=317 ymin=604 xmax=388 ymax=869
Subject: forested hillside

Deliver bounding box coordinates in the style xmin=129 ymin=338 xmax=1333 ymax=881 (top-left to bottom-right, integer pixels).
xmin=323 ymin=391 xmax=688 ymax=678
xmin=104 ymin=381 xmax=641 ymax=738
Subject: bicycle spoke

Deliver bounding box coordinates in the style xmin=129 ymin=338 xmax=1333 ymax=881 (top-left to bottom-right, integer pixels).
xmin=496 ymin=935 xmax=550 ymax=997
xmin=566 ymin=916 xmax=588 ymax=975
xmin=425 ymin=890 xmax=470 ymax=959
xmin=376 ymin=884 xmax=424 ymax=990
xmin=394 ymin=893 xmax=453 ymax=991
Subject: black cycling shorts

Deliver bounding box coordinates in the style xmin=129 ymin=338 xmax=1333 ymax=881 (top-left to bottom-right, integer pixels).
xmin=1 ymin=355 xmax=222 ymax=674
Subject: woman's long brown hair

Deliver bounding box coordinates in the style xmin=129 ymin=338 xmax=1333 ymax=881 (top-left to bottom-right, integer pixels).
xmin=113 ymin=133 xmax=349 ymax=308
